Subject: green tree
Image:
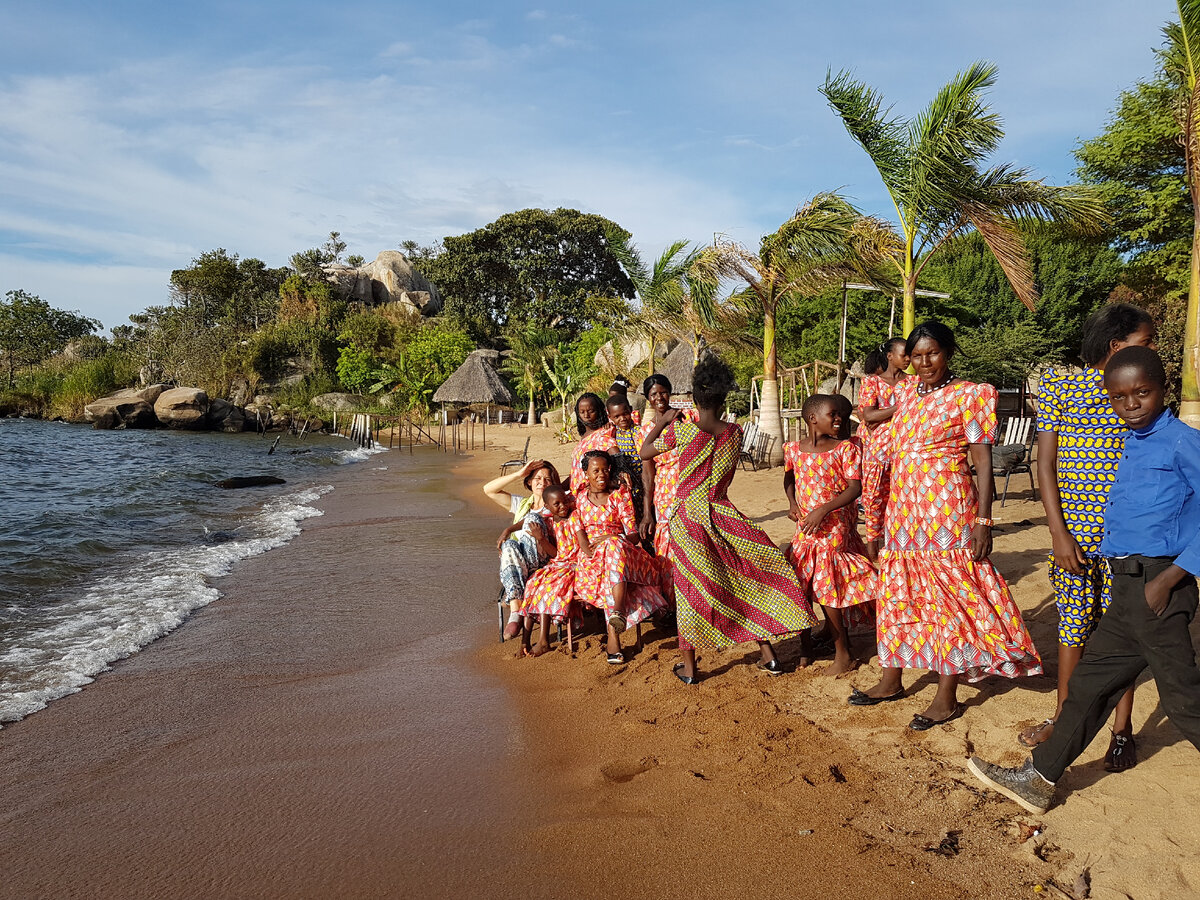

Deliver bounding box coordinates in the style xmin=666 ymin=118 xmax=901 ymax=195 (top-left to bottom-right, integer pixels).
xmin=0 ymin=290 xmax=101 ymax=385
xmin=169 ymin=250 xmax=286 ymax=331
xmin=501 ymin=322 xmax=561 ymax=424
xmin=404 ymin=324 xmax=474 ymax=388
xmin=425 ymin=208 xmax=636 ymax=345
xmin=821 ymin=62 xmax=1108 ymax=337
xmin=335 ymin=345 xmax=376 ymax=393
xmin=1161 ymin=0 xmax=1200 ymax=424
xmin=347 ymin=254 xmax=365 ymax=268
xmin=691 ymin=193 xmax=899 ymax=464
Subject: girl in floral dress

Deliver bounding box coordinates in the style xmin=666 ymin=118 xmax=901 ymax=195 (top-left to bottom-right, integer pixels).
xmin=1018 ymin=302 xmax=1156 ymax=769
xmin=570 ymin=393 xmax=617 ymax=494
xmin=517 ymin=485 xmax=578 ymax=657
xmin=641 ymin=356 xmax=817 ymax=685
xmin=855 ymin=322 xmax=1041 ymax=731
xmin=784 ymin=394 xmax=876 ymax=675
xmin=572 ymin=451 xmax=668 ymax=664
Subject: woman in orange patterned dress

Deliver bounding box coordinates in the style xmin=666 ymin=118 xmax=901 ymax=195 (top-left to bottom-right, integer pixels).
xmin=570 ymin=393 xmax=617 ymax=494
xmin=636 ymin=374 xmax=698 ymax=602
xmin=855 ymin=322 xmax=1041 ymax=730
xmin=573 ymin=451 xmax=668 ymax=664
xmin=784 ymin=394 xmax=875 ymax=675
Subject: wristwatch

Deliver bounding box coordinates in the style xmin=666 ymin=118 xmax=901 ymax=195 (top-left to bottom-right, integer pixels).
xmin=973 ymin=516 xmax=995 ymax=527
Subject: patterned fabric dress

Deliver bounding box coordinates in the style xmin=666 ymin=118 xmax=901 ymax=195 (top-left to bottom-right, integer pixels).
xmin=570 ymin=426 xmax=617 ymax=494
xmin=862 ymin=380 xmax=1042 ymax=681
xmin=858 ymin=374 xmax=905 ymax=495
xmin=574 ymin=485 xmax=667 ymax=629
xmin=783 ymin=440 xmax=875 ymax=613
xmin=518 ymin=515 xmax=582 ymax=619
xmin=1037 ymin=368 xmax=1126 ymax=646
xmin=612 ymin=425 xmax=647 ymax=518
xmin=640 ymin=409 xmax=700 ymax=557
xmin=499 ymin=507 xmax=552 ymax=606
xmin=660 ymin=419 xmax=817 ymax=651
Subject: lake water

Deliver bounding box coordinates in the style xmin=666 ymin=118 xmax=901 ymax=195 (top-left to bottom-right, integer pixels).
xmin=0 ymin=418 xmax=379 ymax=725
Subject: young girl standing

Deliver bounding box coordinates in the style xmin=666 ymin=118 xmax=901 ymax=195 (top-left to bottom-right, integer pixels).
xmin=783 ymin=395 xmax=876 ymax=675
xmin=1019 ymin=302 xmax=1156 ymax=769
xmin=574 ymin=451 xmax=667 ymax=664
xmin=641 ymin=355 xmax=816 ymax=684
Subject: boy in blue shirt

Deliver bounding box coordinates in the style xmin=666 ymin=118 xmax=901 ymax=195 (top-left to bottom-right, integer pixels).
xmin=967 ymin=346 xmax=1200 ymax=813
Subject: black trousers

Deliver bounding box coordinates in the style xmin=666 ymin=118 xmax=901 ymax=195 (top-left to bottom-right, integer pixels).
xmin=1033 ymin=556 xmax=1200 ymax=783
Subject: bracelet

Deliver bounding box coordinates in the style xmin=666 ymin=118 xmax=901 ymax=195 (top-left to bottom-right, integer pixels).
xmin=974 ymin=516 xmax=995 ymax=527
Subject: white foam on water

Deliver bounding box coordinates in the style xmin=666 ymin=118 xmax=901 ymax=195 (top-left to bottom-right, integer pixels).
xmin=334 ymin=441 xmax=389 ymax=464
xmin=0 ymin=484 xmax=333 ymax=726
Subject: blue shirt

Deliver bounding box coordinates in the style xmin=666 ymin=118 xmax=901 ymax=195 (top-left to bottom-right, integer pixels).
xmin=1101 ymin=409 xmax=1200 ymax=574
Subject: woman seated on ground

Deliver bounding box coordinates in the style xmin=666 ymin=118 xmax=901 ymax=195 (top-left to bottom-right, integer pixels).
xmin=483 ymin=459 xmax=563 ymax=640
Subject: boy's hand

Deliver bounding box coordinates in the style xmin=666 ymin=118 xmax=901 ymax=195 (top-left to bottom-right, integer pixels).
xmin=1143 ymin=565 xmax=1188 ymax=616
xmin=638 ymin=518 xmax=655 ymax=541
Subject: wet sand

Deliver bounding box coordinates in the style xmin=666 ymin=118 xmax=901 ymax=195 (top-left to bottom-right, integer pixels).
xmin=0 ymin=449 xmax=527 ymax=899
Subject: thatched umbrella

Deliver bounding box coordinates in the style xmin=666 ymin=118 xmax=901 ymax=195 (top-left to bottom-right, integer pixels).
xmin=433 ymin=351 xmax=515 ymax=423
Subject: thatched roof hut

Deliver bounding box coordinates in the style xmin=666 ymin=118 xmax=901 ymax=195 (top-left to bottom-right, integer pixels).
xmin=433 ymin=351 xmax=515 ymax=406
xmin=656 ymin=342 xmax=698 ymax=395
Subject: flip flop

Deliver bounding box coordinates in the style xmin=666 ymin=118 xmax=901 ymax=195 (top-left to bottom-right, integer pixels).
xmin=606 ymin=651 xmax=625 ymax=665
xmin=848 ymin=687 xmax=905 ymax=706
xmin=908 ymin=704 xmax=964 ymax=731
xmin=673 ymin=663 xmax=698 ymax=685
xmin=756 ymin=659 xmax=786 ymax=676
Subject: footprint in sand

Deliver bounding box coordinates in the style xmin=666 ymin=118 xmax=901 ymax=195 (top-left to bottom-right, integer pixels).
xmin=600 ymin=758 xmax=658 ymax=784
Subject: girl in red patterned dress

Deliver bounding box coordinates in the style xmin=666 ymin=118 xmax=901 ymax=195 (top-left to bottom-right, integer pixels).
xmin=855 ymin=322 xmax=1041 ymax=731
xmin=858 ymin=337 xmax=910 ymax=435
xmin=784 ymin=394 xmax=876 ymax=675
xmin=570 ymin=393 xmax=617 ymax=494
xmin=574 ymin=451 xmax=668 ymax=665
xmin=518 ymin=484 xmax=578 ymax=657
xmin=637 ymin=374 xmax=699 ymax=603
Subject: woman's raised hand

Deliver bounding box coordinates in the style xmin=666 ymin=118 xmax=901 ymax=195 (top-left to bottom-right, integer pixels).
xmin=521 ymin=458 xmax=547 ymax=476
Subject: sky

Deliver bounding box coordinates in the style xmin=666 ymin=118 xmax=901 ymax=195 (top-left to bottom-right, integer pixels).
xmin=0 ymin=0 xmax=1177 ymax=330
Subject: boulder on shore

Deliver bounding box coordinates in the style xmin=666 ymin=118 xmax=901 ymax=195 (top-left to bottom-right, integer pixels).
xmin=207 ymin=398 xmax=247 ymax=433
xmin=321 ymin=251 xmax=442 ymax=316
xmin=154 ymin=387 xmax=209 ymax=429
xmin=84 ymin=397 xmax=158 ymax=430
xmin=311 ymin=393 xmax=366 ymax=413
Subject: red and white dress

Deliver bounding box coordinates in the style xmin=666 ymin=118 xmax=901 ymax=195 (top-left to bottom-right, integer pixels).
xmin=783 ymin=439 xmax=875 ymax=614
xmin=518 ymin=515 xmax=583 ymax=619
xmin=861 ymin=380 xmax=1041 ymax=681
xmin=573 ymin=485 xmax=667 ymax=629
xmin=570 ymin=425 xmax=617 ymax=494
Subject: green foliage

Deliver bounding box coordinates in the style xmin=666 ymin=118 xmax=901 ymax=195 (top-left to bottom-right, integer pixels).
xmin=169 ymin=250 xmax=287 ymax=332
xmin=1076 ymin=74 xmax=1189 ymax=294
xmin=957 ymin=321 xmax=1056 ymax=388
xmin=425 ymin=208 xmax=636 ymax=345
xmin=564 ymin=327 xmax=611 ymax=376
xmin=500 ymin=323 xmax=561 ymax=417
xmin=335 ymin=345 xmax=377 ymax=393
xmin=0 ymin=290 xmax=101 ymax=385
xmin=337 ymin=310 xmax=399 ymax=359
xmin=404 ymin=324 xmax=474 ymax=386
xmin=346 ymin=254 xmax=365 ymax=267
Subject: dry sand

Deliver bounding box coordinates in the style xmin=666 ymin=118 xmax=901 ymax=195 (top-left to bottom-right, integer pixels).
xmin=477 ymin=422 xmax=1200 ymax=900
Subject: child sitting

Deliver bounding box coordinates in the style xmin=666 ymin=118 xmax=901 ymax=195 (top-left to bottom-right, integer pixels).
xmin=783 ymin=394 xmax=876 ymax=675
xmin=518 ymin=485 xmax=578 ymax=657
xmin=968 ymin=346 xmax=1200 ymax=813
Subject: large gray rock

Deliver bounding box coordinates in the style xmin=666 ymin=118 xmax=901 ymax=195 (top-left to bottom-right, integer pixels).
xmin=207 ymin=398 xmax=246 ymax=433
xmin=321 ymin=251 xmax=441 ymax=316
xmin=244 ymin=396 xmax=274 ymax=429
xmin=310 ymin=393 xmax=365 ymax=413
xmin=85 ymin=397 xmax=157 ymax=430
xmin=228 ymin=377 xmax=251 ymax=407
xmin=154 ymin=387 xmax=209 ymax=429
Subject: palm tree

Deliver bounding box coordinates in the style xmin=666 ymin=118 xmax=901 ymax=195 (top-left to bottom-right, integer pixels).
xmin=692 ymin=192 xmax=900 ymax=465
xmin=821 ymin=62 xmax=1109 ymax=338
xmin=1163 ymin=0 xmax=1200 ymax=426
xmin=606 ymin=231 xmax=701 ymax=376
xmin=501 ymin=323 xmax=560 ymax=425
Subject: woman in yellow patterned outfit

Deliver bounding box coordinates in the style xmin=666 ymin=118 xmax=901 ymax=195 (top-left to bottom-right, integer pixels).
xmin=1019 ymin=303 xmax=1155 ymax=771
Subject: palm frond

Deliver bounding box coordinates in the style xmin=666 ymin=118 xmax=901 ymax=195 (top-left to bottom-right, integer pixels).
xmin=820 ymin=69 xmax=912 ymax=204
xmin=603 ymin=224 xmax=651 ymax=291
xmin=964 ymin=209 xmax=1038 ymax=311
xmin=971 ymin=164 xmax=1111 ymax=235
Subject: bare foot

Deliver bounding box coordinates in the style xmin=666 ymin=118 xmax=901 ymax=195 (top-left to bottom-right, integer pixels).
xmin=1104 ymin=732 xmax=1137 ymax=772
xmin=824 ymin=655 xmax=858 ymax=676
xmin=530 ymin=641 xmax=550 ymax=658
xmin=1017 ymin=718 xmax=1056 ymax=748
xmin=518 ymin=645 xmax=531 ymax=658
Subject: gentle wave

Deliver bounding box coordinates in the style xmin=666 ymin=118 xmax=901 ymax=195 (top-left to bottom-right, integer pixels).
xmin=0 ymin=485 xmax=332 ymax=725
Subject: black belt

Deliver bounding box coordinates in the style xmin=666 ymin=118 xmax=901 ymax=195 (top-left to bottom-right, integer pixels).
xmin=1107 ymin=555 xmax=1177 ymax=576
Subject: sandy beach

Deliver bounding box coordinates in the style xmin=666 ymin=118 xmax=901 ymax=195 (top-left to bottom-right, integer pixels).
xmin=3 ymin=424 xmax=1199 ymax=899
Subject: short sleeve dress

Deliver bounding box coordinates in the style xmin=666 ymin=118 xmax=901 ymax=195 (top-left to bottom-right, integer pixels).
xmin=861 ymin=380 xmax=1042 ymax=681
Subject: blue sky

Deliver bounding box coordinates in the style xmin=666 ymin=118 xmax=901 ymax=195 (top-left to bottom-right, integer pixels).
xmin=0 ymin=0 xmax=1176 ymax=329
